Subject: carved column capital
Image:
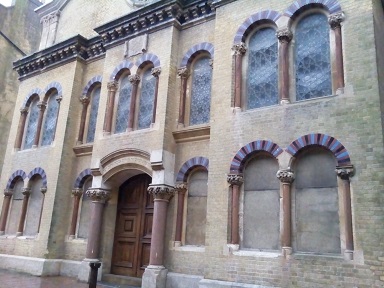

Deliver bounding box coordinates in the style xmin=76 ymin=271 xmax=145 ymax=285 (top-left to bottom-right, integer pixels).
xmin=79 ymin=95 xmax=90 ymax=105
xmin=276 ymin=28 xmax=293 ymax=43
xmin=177 ymin=67 xmax=189 ymax=78
xmin=151 ymin=67 xmax=162 ymax=78
xmin=232 ymin=42 xmax=247 ymax=55
xmin=20 ymin=107 xmax=28 ymax=115
xmin=209 ymin=59 xmax=214 ymax=68
xmin=22 ymin=188 xmax=32 ymax=196
xmin=336 ymin=165 xmax=354 ymax=180
xmin=56 ymin=95 xmax=63 ymax=103
xmin=227 ymin=174 xmax=244 ymax=186
xmin=107 ymin=80 xmax=119 ymax=91
xmin=128 ymin=74 xmax=141 ymax=85
xmin=175 ymin=183 xmax=187 ymax=195
xmin=276 ymin=169 xmax=295 ymax=184
xmin=4 ymin=189 xmax=13 ymax=197
xmin=328 ymin=12 xmax=344 ymax=29
xmin=40 ymin=187 xmax=47 ymax=194
xmin=72 ymin=188 xmax=83 ymax=197
xmin=86 ymin=188 xmax=111 ymax=202
xmin=148 ymin=184 xmax=175 ymax=201
xmin=37 ymin=101 xmax=47 ymax=110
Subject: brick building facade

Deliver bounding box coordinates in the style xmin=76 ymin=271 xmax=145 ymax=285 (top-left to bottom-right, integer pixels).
xmin=0 ymin=0 xmax=383 ymax=287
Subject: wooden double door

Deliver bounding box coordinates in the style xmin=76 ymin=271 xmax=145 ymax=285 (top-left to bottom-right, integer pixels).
xmin=111 ymin=174 xmax=153 ymax=277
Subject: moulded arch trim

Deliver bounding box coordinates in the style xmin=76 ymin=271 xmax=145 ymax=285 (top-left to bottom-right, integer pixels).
xmin=180 ymin=42 xmax=214 ymax=68
xmin=233 ymin=10 xmax=281 ymax=44
xmin=82 ymin=76 xmax=102 ymax=96
xmin=22 ymin=88 xmax=42 ymax=108
xmin=284 ymin=0 xmax=342 ymax=18
xmin=230 ymin=140 xmax=283 ymax=174
xmin=74 ymin=169 xmax=92 ymax=188
xmin=43 ymin=81 xmax=62 ymax=102
xmin=176 ymin=156 xmax=209 ymax=182
xmin=6 ymin=169 xmax=27 ymax=189
xmin=110 ymin=60 xmax=134 ymax=81
xmin=136 ymin=53 xmax=161 ymax=69
xmin=286 ymin=133 xmax=351 ymax=165
xmin=27 ymin=167 xmax=47 ymax=188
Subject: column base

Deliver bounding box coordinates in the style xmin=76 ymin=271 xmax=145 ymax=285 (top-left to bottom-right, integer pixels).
xmin=282 ymin=247 xmax=292 ymax=258
xmin=344 ymin=250 xmax=354 ymax=261
xmin=280 ymin=99 xmax=290 ymax=105
xmin=142 ymin=265 xmax=168 ymax=288
xmin=16 ymin=232 xmax=23 ymax=236
xmin=77 ymin=259 xmax=102 ymax=282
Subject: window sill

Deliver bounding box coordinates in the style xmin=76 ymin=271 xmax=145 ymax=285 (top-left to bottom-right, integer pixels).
xmin=174 ymin=245 xmax=205 ymax=253
xmin=172 ymin=125 xmax=210 ymax=143
xmin=73 ymin=143 xmax=93 ymax=157
xmin=66 ymin=236 xmax=87 ymax=243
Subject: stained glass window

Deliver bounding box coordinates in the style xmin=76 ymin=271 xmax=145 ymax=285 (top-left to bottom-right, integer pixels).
xmin=138 ymin=69 xmax=155 ymax=129
xmin=115 ymin=76 xmax=132 ymax=133
xmin=24 ymin=100 xmax=39 ymax=149
xmin=190 ymin=57 xmax=212 ymax=125
xmin=295 ymin=13 xmax=332 ymax=101
xmin=86 ymin=86 xmax=101 ymax=143
xmin=247 ymin=28 xmax=278 ymax=109
xmin=41 ymin=92 xmax=59 ymax=146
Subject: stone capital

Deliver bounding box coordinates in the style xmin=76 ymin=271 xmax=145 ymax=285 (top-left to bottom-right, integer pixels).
xmin=227 ymin=174 xmax=244 ymax=186
xmin=21 ymin=188 xmax=32 ymax=196
xmin=174 ymin=183 xmax=187 ymax=195
xmin=147 ymin=184 xmax=175 ymax=201
xmin=177 ymin=67 xmax=189 ymax=78
xmin=151 ymin=67 xmax=162 ymax=77
xmin=4 ymin=189 xmax=13 ymax=197
xmin=336 ymin=165 xmax=354 ymax=180
xmin=86 ymin=188 xmax=111 ymax=202
xmin=56 ymin=95 xmax=63 ymax=103
xmin=276 ymin=28 xmax=293 ymax=43
xmin=37 ymin=101 xmax=47 ymax=110
xmin=328 ymin=12 xmax=344 ymax=29
xmin=72 ymin=188 xmax=83 ymax=197
xmin=276 ymin=169 xmax=295 ymax=184
xmin=20 ymin=107 xmax=28 ymax=115
xmin=209 ymin=59 xmax=214 ymax=68
xmin=79 ymin=95 xmax=90 ymax=105
xmin=40 ymin=187 xmax=47 ymax=194
xmin=232 ymin=42 xmax=247 ymax=55
xmin=107 ymin=80 xmax=119 ymax=91
xmin=128 ymin=74 xmax=141 ymax=85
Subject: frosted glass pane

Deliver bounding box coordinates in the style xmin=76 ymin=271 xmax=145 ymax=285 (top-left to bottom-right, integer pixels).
xmin=86 ymin=87 xmax=101 ymax=143
xmin=247 ymin=28 xmax=278 ymax=109
xmin=295 ymin=13 xmax=331 ymax=100
xmin=41 ymin=92 xmax=59 ymax=146
xmin=138 ymin=69 xmax=156 ymax=129
xmin=115 ymin=76 xmax=131 ymax=133
xmin=24 ymin=100 xmax=39 ymax=149
xmin=190 ymin=57 xmax=212 ymax=125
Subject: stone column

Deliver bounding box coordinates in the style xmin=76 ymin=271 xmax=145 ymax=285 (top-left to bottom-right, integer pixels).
xmin=33 ymin=101 xmax=47 ymax=147
xmin=231 ymin=43 xmax=247 ymax=108
xmin=329 ymin=12 xmax=345 ymax=92
xmin=17 ymin=188 xmax=31 ymax=236
xmin=69 ymin=188 xmax=83 ymax=239
xmin=85 ymin=188 xmax=111 ymax=260
xmin=103 ymin=81 xmax=118 ymax=134
xmin=174 ymin=183 xmax=187 ymax=245
xmin=336 ymin=165 xmax=354 ymax=260
xmin=177 ymin=68 xmax=189 ymax=128
xmin=151 ymin=67 xmax=162 ymax=125
xmin=227 ymin=174 xmax=244 ymax=245
xmin=276 ymin=28 xmax=293 ymax=104
xmin=77 ymin=96 xmax=90 ymax=144
xmin=276 ymin=169 xmax=295 ymax=257
xmin=128 ymin=74 xmax=141 ymax=131
xmin=37 ymin=187 xmax=47 ymax=233
xmin=15 ymin=108 xmax=28 ymax=149
xmin=0 ymin=189 xmax=13 ymax=235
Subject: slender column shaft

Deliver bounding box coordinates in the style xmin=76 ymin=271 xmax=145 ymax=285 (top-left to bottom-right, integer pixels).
xmin=17 ymin=188 xmax=31 ymax=235
xmin=37 ymin=188 xmax=47 ymax=233
xmin=281 ymin=183 xmax=291 ymax=247
xmin=77 ymin=97 xmax=89 ymax=144
xmin=69 ymin=188 xmax=83 ymax=237
xmin=232 ymin=43 xmax=246 ymax=108
xmin=103 ymin=81 xmax=118 ymax=133
xmin=0 ymin=189 xmax=13 ymax=234
xmin=33 ymin=102 xmax=46 ymax=146
xmin=15 ymin=109 xmax=28 ymax=149
xmin=277 ymin=29 xmax=293 ymax=103
xmin=227 ymin=174 xmax=244 ymax=245
xmin=51 ymin=97 xmax=62 ymax=143
xmin=128 ymin=75 xmax=140 ymax=131
xmin=151 ymin=68 xmax=161 ymax=125
xmin=174 ymin=183 xmax=187 ymax=242
xmin=329 ymin=13 xmax=345 ymax=91
xmin=177 ymin=68 xmax=189 ymax=126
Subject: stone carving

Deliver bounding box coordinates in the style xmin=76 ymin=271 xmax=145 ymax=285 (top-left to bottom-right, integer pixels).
xmin=209 ymin=59 xmax=214 ymax=68
xmin=3 ymin=189 xmax=13 ymax=197
xmin=56 ymin=95 xmax=63 ymax=103
xmin=79 ymin=95 xmax=90 ymax=105
xmin=175 ymin=183 xmax=187 ymax=194
xmin=177 ymin=67 xmax=189 ymax=78
xmin=227 ymin=174 xmax=244 ymax=186
xmin=71 ymin=188 xmax=83 ymax=197
xmin=276 ymin=169 xmax=295 ymax=183
xmin=21 ymin=188 xmax=31 ymax=196
xmin=86 ymin=188 xmax=111 ymax=202
xmin=37 ymin=101 xmax=47 ymax=110
xmin=328 ymin=12 xmax=344 ymax=29
xmin=336 ymin=166 xmax=354 ymax=180
xmin=40 ymin=187 xmax=47 ymax=194
xmin=128 ymin=74 xmax=141 ymax=85
xmin=276 ymin=28 xmax=293 ymax=43
xmin=232 ymin=42 xmax=247 ymax=55
xmin=151 ymin=67 xmax=162 ymax=78
xmin=20 ymin=108 xmax=28 ymax=115
xmin=107 ymin=80 xmax=119 ymax=91
xmin=147 ymin=184 xmax=175 ymax=201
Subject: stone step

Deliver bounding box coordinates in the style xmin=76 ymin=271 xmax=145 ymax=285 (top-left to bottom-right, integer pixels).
xmin=101 ymin=273 xmax=142 ymax=287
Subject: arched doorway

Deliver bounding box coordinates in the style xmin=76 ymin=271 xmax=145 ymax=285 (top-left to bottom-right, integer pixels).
xmin=111 ymin=174 xmax=153 ymax=277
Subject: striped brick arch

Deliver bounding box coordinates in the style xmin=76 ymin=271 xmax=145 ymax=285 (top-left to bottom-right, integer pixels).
xmin=233 ymin=10 xmax=281 ymax=44
xmin=176 ymin=157 xmax=209 ymax=182
xmin=284 ymin=0 xmax=342 ymax=17
xmin=136 ymin=53 xmax=161 ymax=69
xmin=180 ymin=42 xmax=214 ymax=68
xmin=110 ymin=60 xmax=134 ymax=81
xmin=82 ymin=75 xmax=102 ymax=96
xmin=230 ymin=140 xmax=283 ymax=173
xmin=27 ymin=167 xmax=48 ymax=188
xmin=6 ymin=170 xmax=28 ymax=189
xmin=22 ymin=88 xmax=43 ymax=108
xmin=74 ymin=169 xmax=92 ymax=188
xmin=286 ymin=133 xmax=351 ymax=165
xmin=43 ymin=81 xmax=63 ymax=98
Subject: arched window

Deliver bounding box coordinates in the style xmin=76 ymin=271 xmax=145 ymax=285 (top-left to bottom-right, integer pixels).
xmin=114 ymin=74 xmax=132 ymax=134
xmin=246 ymin=27 xmax=278 ymax=109
xmin=41 ymin=91 xmax=59 ymax=146
xmin=6 ymin=179 xmax=24 ymax=235
xmin=24 ymin=175 xmax=44 ymax=236
xmin=242 ymin=154 xmax=279 ymax=250
xmin=24 ymin=98 xmax=39 ymax=149
xmin=295 ymin=13 xmax=332 ymax=100
xmin=86 ymin=86 xmax=101 ymax=143
xmin=189 ymin=56 xmax=212 ymax=126
xmin=137 ymin=68 xmax=156 ymax=130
